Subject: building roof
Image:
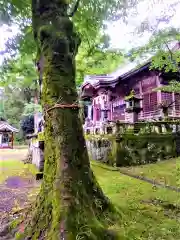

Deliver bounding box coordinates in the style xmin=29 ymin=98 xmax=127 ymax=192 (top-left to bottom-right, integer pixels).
xmin=0 ymin=121 xmax=19 ymax=133
xmin=81 ymin=42 xmax=180 ymax=90
xmin=81 ymin=61 xmax=151 ymax=90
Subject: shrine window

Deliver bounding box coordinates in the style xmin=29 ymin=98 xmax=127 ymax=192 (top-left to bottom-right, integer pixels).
xmin=175 ymin=93 xmax=180 ymax=111
xmin=143 ymin=92 xmax=158 ymax=112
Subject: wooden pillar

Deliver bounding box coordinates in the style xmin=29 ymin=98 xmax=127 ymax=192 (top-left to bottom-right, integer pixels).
xmin=110 ymin=103 xmax=113 ymax=121
xmin=156 ymin=75 xmax=162 ymax=104
xmin=93 ymin=99 xmax=97 ymax=124
xmin=0 ymin=132 xmax=2 ymax=147
xmin=139 ymin=81 xmax=143 ymax=118
xmin=11 ymin=132 xmax=14 ymax=149
xmin=172 ymin=92 xmax=175 ymax=117
xmin=107 ymin=92 xmax=112 ymax=121
xmin=88 ymin=105 xmax=92 ymax=120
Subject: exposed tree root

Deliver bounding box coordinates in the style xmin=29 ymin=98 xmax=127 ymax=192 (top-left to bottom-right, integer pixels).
xmin=16 ymin=183 xmax=120 ymax=240
xmin=14 ymin=159 xmax=120 ymax=239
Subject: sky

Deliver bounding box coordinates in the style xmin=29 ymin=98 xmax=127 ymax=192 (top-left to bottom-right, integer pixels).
xmin=107 ymin=0 xmax=180 ymax=51
xmin=0 ymin=0 xmax=180 ymax=64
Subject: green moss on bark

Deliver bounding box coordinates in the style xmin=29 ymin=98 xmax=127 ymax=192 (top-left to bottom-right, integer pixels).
xmin=15 ymin=1 xmax=120 ymax=239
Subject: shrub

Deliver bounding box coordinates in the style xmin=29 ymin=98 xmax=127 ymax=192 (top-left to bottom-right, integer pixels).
xmin=20 ymin=115 xmax=34 ymax=136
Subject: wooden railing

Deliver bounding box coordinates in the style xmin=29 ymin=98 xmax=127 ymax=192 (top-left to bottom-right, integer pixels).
xmin=139 ymin=109 xmax=180 ymax=120
xmin=169 ymin=110 xmax=180 ymax=118
xmin=139 ymin=109 xmax=161 ymax=120
xmin=112 ymin=113 xmax=125 ymax=121
xmin=83 ymin=109 xmax=180 ymax=135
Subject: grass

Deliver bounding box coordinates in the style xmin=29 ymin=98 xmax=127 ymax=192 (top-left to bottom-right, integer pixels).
xmin=120 ymin=158 xmax=180 ymax=187
xmin=0 ymin=149 xmax=37 ymax=183
xmin=91 ymin=161 xmax=180 ymax=240
xmin=0 ymin=160 xmax=37 ymax=183
xmin=1 ymin=150 xmax=180 ymax=239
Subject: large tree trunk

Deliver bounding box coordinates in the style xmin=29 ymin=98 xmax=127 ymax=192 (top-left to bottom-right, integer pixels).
xmin=20 ymin=0 xmax=118 ymax=239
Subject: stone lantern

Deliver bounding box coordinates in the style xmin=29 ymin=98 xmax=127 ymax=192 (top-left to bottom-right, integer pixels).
xmin=79 ymin=84 xmax=94 ymax=122
xmin=125 ymin=90 xmax=142 ymax=123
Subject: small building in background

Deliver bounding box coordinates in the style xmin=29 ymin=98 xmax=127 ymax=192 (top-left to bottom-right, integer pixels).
xmin=0 ymin=120 xmax=18 ymax=149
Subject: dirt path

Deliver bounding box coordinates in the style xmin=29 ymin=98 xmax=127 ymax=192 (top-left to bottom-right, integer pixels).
xmin=0 ymin=149 xmax=39 ymax=228
xmin=0 ymin=148 xmax=28 ymax=161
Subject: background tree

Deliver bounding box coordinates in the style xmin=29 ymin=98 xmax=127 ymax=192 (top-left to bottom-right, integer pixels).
xmin=0 ymin=86 xmax=41 ymax=142
xmin=149 ymin=29 xmax=180 ymax=93
xmin=20 ymin=114 xmax=34 ymax=136
xmin=126 ymin=2 xmax=180 ymax=93
xmin=143 ymin=29 xmax=180 ymax=93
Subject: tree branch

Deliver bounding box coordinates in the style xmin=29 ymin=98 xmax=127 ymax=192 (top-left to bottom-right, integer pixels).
xmin=0 ymin=50 xmax=8 ymax=55
xmin=167 ymin=100 xmax=176 ymax=108
xmin=164 ymin=42 xmax=174 ymax=61
xmin=164 ymin=41 xmax=180 ymax=76
xmin=68 ymin=0 xmax=81 ymax=17
xmin=31 ymin=0 xmax=38 ymax=40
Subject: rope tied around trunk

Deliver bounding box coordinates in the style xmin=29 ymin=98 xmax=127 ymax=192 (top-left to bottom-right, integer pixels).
xmin=45 ymin=103 xmax=81 ymax=115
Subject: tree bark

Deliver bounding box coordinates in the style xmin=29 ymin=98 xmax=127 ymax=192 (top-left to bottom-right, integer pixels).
xmin=19 ymin=0 xmax=118 ymax=239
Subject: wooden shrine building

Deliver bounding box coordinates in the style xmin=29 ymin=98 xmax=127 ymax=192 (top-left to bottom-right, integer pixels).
xmin=0 ymin=121 xmax=18 ymax=149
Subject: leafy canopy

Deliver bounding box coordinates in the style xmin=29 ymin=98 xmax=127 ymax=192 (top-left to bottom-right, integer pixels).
xmin=126 ymin=4 xmax=180 ymax=93
xmin=0 ymin=0 xmax=141 ymax=88
xmin=144 ymin=29 xmax=180 ymax=93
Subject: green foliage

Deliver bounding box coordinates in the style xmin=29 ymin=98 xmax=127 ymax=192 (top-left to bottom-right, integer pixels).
xmin=0 ymin=0 xmax=140 ymax=88
xmin=156 ymin=80 xmax=180 ymax=93
xmin=128 ymin=27 xmax=180 ymax=93
xmin=20 ymin=114 xmax=34 ymax=135
xmin=23 ymin=102 xmax=42 ymax=116
xmin=130 ymin=28 xmax=180 ymax=56
xmin=2 ymin=87 xmax=25 ymax=126
xmin=0 ymin=85 xmax=40 ymax=142
xmin=150 ymin=50 xmax=180 ymax=73
xmin=0 ymin=101 xmax=4 ymax=117
xmin=86 ymin=130 xmax=177 ymax=167
xmin=76 ymin=49 xmax=124 ymax=86
xmin=115 ymin=133 xmax=176 ymax=166
xmin=1 ymin=32 xmax=124 ymax=88
xmin=124 ymin=89 xmax=136 ymax=100
xmin=0 ymin=55 xmax=37 ymax=87
xmin=1 ymin=86 xmax=37 ymax=120
xmin=0 ymin=0 xmax=31 ymax=26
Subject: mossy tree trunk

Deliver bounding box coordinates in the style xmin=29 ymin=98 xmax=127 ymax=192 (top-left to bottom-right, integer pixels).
xmin=22 ymin=0 xmax=118 ymax=239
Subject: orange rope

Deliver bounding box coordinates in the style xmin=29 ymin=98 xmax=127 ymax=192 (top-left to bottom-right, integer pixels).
xmin=46 ymin=103 xmax=80 ymax=113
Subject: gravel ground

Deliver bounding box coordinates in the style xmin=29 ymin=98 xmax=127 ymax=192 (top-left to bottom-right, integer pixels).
xmin=0 ymin=149 xmax=38 ymax=225
xmin=0 ymin=149 xmax=28 ymax=161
